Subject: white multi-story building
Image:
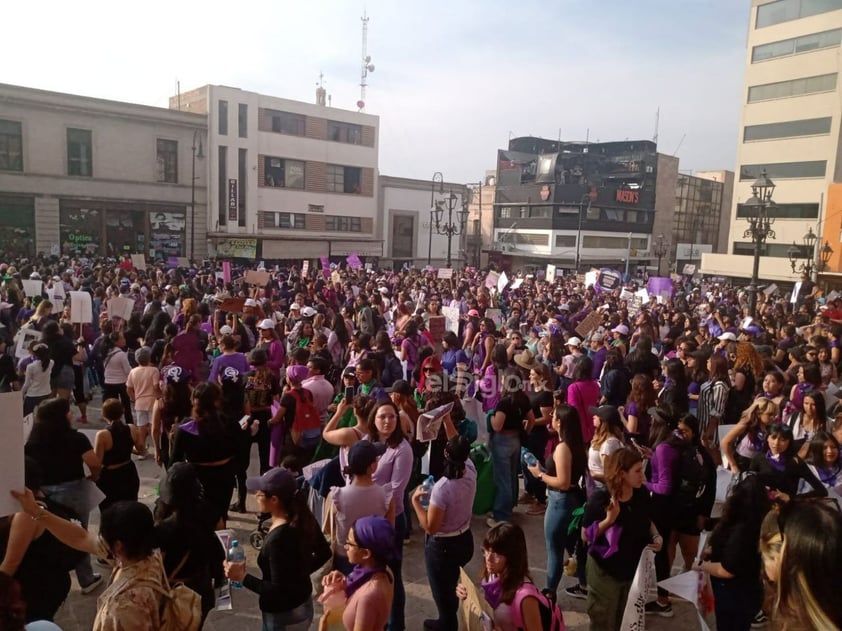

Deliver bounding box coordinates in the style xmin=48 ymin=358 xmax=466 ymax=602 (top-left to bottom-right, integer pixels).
xmin=702 ymin=0 xmax=842 ymax=283
xmin=171 ymin=85 xmax=381 ymax=263
xmin=0 ymin=83 xmax=207 ymax=260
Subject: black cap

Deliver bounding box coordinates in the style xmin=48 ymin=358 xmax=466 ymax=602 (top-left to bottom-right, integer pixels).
xmin=588 ymin=405 xmax=622 ymax=427
xmin=387 ymin=379 xmax=413 ymax=396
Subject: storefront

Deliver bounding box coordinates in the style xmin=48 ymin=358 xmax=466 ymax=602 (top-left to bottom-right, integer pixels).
xmin=60 ymin=199 xmax=186 ymax=259
xmin=208 ymin=237 xmax=258 ymax=259
xmin=0 ymin=195 xmax=35 ymax=257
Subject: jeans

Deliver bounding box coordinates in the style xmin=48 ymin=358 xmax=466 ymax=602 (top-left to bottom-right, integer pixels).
xmin=711 ymin=577 xmax=761 ymax=631
xmin=387 ymin=512 xmax=407 ymax=631
xmin=544 ymin=489 xmax=581 ymax=592
xmin=261 ymin=598 xmax=313 ymax=631
xmin=491 ymin=432 xmax=520 ymax=521
xmin=425 ymin=530 xmax=474 ymax=629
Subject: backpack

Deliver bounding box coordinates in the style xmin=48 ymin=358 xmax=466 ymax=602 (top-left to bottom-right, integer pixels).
xmin=288 ymin=388 xmax=321 ymax=447
xmin=676 ymin=444 xmax=710 ymax=506
xmin=510 ymin=581 xmax=565 ymax=631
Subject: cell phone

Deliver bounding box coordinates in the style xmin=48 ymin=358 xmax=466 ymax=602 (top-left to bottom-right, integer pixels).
xmin=344 ymin=386 xmax=355 ymax=404
xmin=238 ymin=415 xmax=250 ymax=429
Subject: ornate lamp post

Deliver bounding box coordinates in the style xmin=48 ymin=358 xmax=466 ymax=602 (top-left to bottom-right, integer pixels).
xmin=432 ymin=191 xmax=469 ymax=268
xmin=788 ymin=226 xmax=818 ymax=277
xmin=742 ymin=169 xmax=776 ymax=315
xmin=190 ymin=130 xmax=204 ymax=261
xmin=652 ymin=233 xmax=669 ymax=276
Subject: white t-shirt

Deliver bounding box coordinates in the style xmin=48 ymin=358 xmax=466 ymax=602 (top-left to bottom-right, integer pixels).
xmin=588 ymin=436 xmax=623 ymax=478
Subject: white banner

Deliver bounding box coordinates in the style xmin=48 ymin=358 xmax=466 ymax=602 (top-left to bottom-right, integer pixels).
xmin=620 ymin=547 xmax=657 ymax=631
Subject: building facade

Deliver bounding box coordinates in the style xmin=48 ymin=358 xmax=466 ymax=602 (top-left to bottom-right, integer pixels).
xmin=490 ymin=137 xmax=660 ymax=272
xmin=671 ymin=170 xmax=734 ymax=272
xmin=702 ymin=0 xmax=842 ymax=283
xmin=465 ymin=172 xmax=496 ymax=269
xmin=171 ymin=85 xmax=381 ymax=263
xmin=0 ymin=83 xmax=207 ymax=260
xmin=378 ymin=175 xmax=468 ymax=269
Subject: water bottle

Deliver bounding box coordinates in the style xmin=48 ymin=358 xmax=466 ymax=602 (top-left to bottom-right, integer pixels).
xmin=521 ymin=446 xmax=538 ymax=468
xmin=228 ymin=540 xmax=245 ymax=589
xmin=419 ymin=475 xmax=435 ymax=510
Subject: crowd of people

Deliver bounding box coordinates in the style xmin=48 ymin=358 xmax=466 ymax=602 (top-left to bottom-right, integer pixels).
xmin=2 ymin=254 xmax=842 ymax=630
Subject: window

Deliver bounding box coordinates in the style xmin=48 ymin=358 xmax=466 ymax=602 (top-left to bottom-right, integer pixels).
xmin=238 ymin=104 xmax=248 ymax=138
xmin=327 ymin=121 xmax=362 ymax=144
xmin=308 ymin=204 xmax=324 ymax=213
xmin=756 ymin=0 xmax=842 ymax=28
xmin=733 ymin=242 xmax=813 ymax=258
xmin=263 ymin=157 xmax=305 ymax=189
xmin=326 ymin=164 xmax=361 ymax=194
xmin=555 ymin=235 xmax=576 ymax=247
xmin=500 ymin=206 xmax=512 ymax=218
xmin=238 ymin=149 xmax=246 ymax=227
xmin=752 ymin=28 xmax=842 ymax=62
xmin=268 ymin=212 xmax=305 ymax=229
xmin=259 ymin=109 xmax=305 ymax=136
xmin=156 ymin=139 xmax=178 ymax=183
xmin=218 ymin=146 xmax=227 ymax=226
xmin=748 ymin=73 xmax=836 ymax=102
xmin=530 ymin=205 xmax=552 ymax=218
xmin=218 ymin=100 xmax=228 ymax=135
xmin=325 ymin=216 xmax=362 ymax=232
xmin=0 ymin=120 xmax=22 ymax=172
xmin=744 ymin=117 xmax=832 ymax=141
xmin=67 ymin=128 xmax=92 ymax=177
xmin=736 ymin=202 xmax=819 ymax=219
xmin=740 ymin=161 xmax=826 ymax=180
xmin=582 ymin=236 xmax=648 ymax=249
xmin=510 ymin=233 xmax=549 ymax=246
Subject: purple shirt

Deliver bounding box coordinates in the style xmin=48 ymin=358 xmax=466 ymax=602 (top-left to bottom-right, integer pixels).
xmin=645 ymin=442 xmax=681 ymax=496
xmin=372 ymin=439 xmax=413 ymax=516
xmin=209 ymin=352 xmax=250 ymax=383
xmin=430 ymin=460 xmax=477 ymax=534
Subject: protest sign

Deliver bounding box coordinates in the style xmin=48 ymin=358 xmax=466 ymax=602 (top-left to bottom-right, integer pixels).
xmin=331 ymin=270 xmax=341 ymax=284
xmin=620 ymin=547 xmax=657 ymax=631
xmin=584 ymin=271 xmax=597 ymax=288
xmin=510 ymin=278 xmax=524 ymax=290
xmin=222 ymin=261 xmax=231 ymax=283
xmin=244 ymin=269 xmax=270 ymax=286
xmin=497 ymin=271 xmax=509 ymax=293
xmin=575 ymin=311 xmax=603 ymax=338
xmin=437 ymin=268 xmax=453 ymax=280
xmin=485 ymin=308 xmax=504 ymax=330
xmin=442 ymin=306 xmax=460 ymax=334
xmin=50 ymin=283 xmax=66 ymax=299
xmin=791 ymin=281 xmax=802 ymax=304
xmin=0 ymin=392 xmax=25 ymax=517
xmin=131 ymin=253 xmax=146 ymax=270
xmin=301 ymin=260 xmax=310 ymax=276
xmin=69 ymin=291 xmax=93 ymax=323
xmin=167 ymin=255 xmax=179 ymax=268
xmin=458 ymin=568 xmax=495 ymax=631
xmin=647 ymin=277 xmax=674 ymax=300
xmin=107 ymin=296 xmax=135 ymax=322
xmin=15 ymin=328 xmax=41 ymax=360
xmin=218 ymin=297 xmax=246 ymax=313
xmin=427 ymin=315 xmax=446 ymax=344
xmin=320 ymin=256 xmax=331 ymax=279
xmin=545 ymin=264 xmax=556 ymax=283
xmin=484 ymin=271 xmax=499 ymax=290
xmin=596 ymin=268 xmax=622 ymax=293
xmin=346 ymin=253 xmax=362 ymax=270
xmin=763 ymin=283 xmax=778 ymax=296
xmin=21 ymin=280 xmax=42 ymax=298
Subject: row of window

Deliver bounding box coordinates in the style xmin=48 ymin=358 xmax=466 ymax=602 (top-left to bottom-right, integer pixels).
xmin=752 ymin=28 xmax=841 ymax=62
xmin=748 ymin=73 xmax=836 ymax=102
xmin=262 ymin=156 xmax=362 ymax=194
xmin=733 ymin=242 xmax=813 ymax=258
xmin=756 ymin=0 xmax=842 ymax=28
xmin=0 ymin=119 xmax=181 ymax=182
xmin=501 ymin=233 xmax=650 ymax=250
xmin=735 ymin=202 xmax=819 ymax=219
xmin=498 ymin=205 xmax=651 ymax=223
xmin=264 ymin=212 xmax=363 ymax=232
xmin=739 ymin=160 xmax=827 ymax=180
xmin=743 ymin=117 xmax=832 ymax=141
xmin=251 ymin=105 xmax=364 ymax=145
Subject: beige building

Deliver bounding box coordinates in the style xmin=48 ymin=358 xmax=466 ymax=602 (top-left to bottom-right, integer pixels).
xmin=702 ymin=0 xmax=842 ymax=282
xmin=0 ymin=83 xmax=207 ymax=259
xmin=465 ymin=171 xmax=496 ymax=268
xmin=171 ymin=85 xmax=381 ymax=262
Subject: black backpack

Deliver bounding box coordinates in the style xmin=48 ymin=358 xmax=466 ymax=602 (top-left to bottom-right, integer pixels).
xmin=676 ymin=444 xmax=710 ymax=506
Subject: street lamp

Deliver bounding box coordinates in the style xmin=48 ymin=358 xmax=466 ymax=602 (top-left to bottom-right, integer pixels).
xmin=432 ymin=191 xmax=469 ymax=268
xmin=820 ymin=241 xmax=834 ymax=271
xmin=652 ymin=233 xmax=669 ymax=276
xmin=742 ymin=169 xmax=776 ymax=316
xmin=190 ymin=130 xmax=205 ymax=261
xmin=787 ymin=226 xmax=820 ymax=277
xmin=574 ymin=193 xmax=592 ymax=272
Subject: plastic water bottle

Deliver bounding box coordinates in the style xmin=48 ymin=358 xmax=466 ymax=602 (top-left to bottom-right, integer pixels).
xmin=521 ymin=447 xmax=538 ymax=468
xmin=228 ymin=540 xmax=245 ymax=589
xmin=419 ymin=475 xmax=435 ymax=509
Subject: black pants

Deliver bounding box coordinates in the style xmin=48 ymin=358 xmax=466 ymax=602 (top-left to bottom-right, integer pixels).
xmin=252 ymin=410 xmax=272 ymax=474
xmin=102 ymin=382 xmax=133 ymax=424
xmin=425 ymin=530 xmax=474 ymax=629
xmin=651 ymin=494 xmax=674 ymax=597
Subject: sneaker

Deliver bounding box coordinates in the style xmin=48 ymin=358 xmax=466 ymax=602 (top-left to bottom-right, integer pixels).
xmin=644 ymin=600 xmax=674 ymax=618
xmin=526 ymin=502 xmax=546 ymax=516
xmin=751 ymin=611 xmax=769 ymax=628
xmin=80 ymin=574 xmax=103 ymax=595
xmin=486 ymin=517 xmax=503 ymax=528
xmin=564 ymin=583 xmax=588 ymax=599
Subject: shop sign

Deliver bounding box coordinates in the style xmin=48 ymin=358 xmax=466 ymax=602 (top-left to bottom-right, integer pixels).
xmin=228 ymin=179 xmax=238 ymax=221
xmin=215 ymin=238 xmax=258 ymax=259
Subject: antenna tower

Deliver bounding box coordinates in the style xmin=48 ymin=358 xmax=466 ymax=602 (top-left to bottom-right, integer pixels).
xmin=358 ymin=12 xmax=375 ymax=111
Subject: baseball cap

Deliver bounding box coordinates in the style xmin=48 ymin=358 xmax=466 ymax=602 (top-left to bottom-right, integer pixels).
xmin=387 ymin=379 xmax=413 ymax=396
xmin=346 ymin=440 xmax=386 ymax=475
xmin=246 ymin=467 xmax=297 ymax=502
xmin=290 ymin=303 xmax=301 ymax=311
xmin=301 ymin=306 xmax=317 ymax=317
xmin=566 ymin=337 xmax=581 ymax=347
xmin=467 ymin=309 xmax=480 ymax=317
xmin=258 ymin=318 xmax=275 ymax=330
xmin=343 ymin=366 xmax=358 ymax=379
xmin=219 ymin=325 xmax=234 ymax=335
xmin=612 ymin=324 xmax=629 ymax=336
xmin=588 ymin=405 xmax=622 ymax=427
xmin=718 ymin=332 xmax=737 ymax=342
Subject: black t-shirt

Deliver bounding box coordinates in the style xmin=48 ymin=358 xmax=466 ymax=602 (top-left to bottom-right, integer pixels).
xmin=584 ymin=487 xmax=652 ymax=581
xmin=171 ymin=418 xmax=236 ymax=464
xmin=494 ymin=392 xmax=531 ymax=432
xmin=25 ymin=430 xmax=92 ymax=485
xmin=709 ymin=521 xmax=762 ymax=582
xmin=49 ymin=337 xmax=76 ymax=375
xmin=242 ymin=523 xmax=312 ymax=612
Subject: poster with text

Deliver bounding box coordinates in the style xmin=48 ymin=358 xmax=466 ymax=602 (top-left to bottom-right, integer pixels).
xmin=545 ymin=264 xmax=556 ymax=283
xmin=346 ymin=253 xmax=362 ymax=270
xmin=70 ymin=291 xmax=93 ymax=323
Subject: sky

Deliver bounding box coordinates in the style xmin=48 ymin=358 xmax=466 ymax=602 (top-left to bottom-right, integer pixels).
xmin=4 ymin=0 xmax=750 ymax=183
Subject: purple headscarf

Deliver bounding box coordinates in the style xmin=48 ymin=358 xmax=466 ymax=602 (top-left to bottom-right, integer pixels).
xmin=286 ymin=364 xmax=309 ymax=384
xmin=344 ymin=516 xmax=398 ymax=598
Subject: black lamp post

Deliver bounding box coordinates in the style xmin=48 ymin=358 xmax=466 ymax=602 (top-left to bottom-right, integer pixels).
xmin=787 ymin=226 xmax=819 ymax=277
xmin=652 ymin=233 xmax=669 ymax=276
xmin=574 ymin=193 xmax=592 ymax=272
xmin=742 ymin=169 xmax=776 ymax=316
xmin=190 ymin=130 xmax=204 ymax=261
xmin=432 ymin=191 xmax=469 ymax=268
xmin=820 ymin=241 xmax=834 ymax=272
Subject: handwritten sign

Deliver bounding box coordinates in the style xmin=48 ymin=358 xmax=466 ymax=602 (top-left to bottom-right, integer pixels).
xmin=244 ymin=270 xmax=270 ymax=286
xmin=131 ymin=253 xmax=146 ymax=271
xmin=575 ymin=311 xmax=603 ymax=338
xmin=69 ymin=291 xmax=93 ymax=323
xmin=427 ymin=315 xmax=446 ymax=344
xmin=437 ymin=268 xmax=453 ymax=280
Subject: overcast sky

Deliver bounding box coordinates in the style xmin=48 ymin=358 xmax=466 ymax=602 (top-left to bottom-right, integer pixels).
xmin=5 ymin=0 xmax=750 ymax=183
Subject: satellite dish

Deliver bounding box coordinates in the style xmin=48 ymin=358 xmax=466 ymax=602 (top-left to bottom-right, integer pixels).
xmin=357 ymin=100 xmax=365 ymax=109
xmin=367 ymin=64 xmax=375 ymax=72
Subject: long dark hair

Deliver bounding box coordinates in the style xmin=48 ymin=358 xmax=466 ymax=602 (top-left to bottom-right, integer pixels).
xmin=555 ymin=404 xmax=586 ymax=482
xmin=807 ymin=431 xmax=839 ymax=470
xmin=481 ymin=523 xmax=530 ymax=605
xmin=709 ymin=474 xmax=771 ymax=552
xmin=191 ymin=382 xmax=224 ymax=435
xmin=32 ymin=343 xmax=51 ymax=372
xmin=27 ymin=397 xmax=71 ymax=445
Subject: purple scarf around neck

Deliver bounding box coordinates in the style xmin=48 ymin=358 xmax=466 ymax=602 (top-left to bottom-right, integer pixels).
xmin=345 ymin=564 xmax=386 ymax=599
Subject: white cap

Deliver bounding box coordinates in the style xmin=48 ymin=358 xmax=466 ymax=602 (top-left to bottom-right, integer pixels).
xmin=258 ymin=318 xmax=275 ymax=330
xmin=567 ymin=337 xmax=582 ymax=347
xmin=244 ymin=298 xmax=258 ymax=307
xmin=219 ymin=325 xmax=234 ymax=335
xmin=718 ymin=332 xmax=737 ymax=342
xmin=301 ymin=306 xmax=317 ymax=317
xmin=289 ymin=303 xmax=301 ymax=310
xmin=612 ymin=324 xmax=629 ymax=336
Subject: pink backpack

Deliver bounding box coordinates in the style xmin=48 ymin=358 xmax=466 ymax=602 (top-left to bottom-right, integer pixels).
xmin=510 ymin=582 xmax=565 ymax=631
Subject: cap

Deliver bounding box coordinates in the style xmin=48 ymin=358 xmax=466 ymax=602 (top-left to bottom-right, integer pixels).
xmin=244 ymin=298 xmax=258 ymax=308
xmin=588 ymin=405 xmax=622 ymax=427
xmin=612 ymin=324 xmax=629 ymax=336
xmin=258 ymin=318 xmax=275 ymax=330
xmin=246 ymin=467 xmax=297 ymax=501
xmin=301 ymin=306 xmax=317 ymax=317
xmin=591 ymin=332 xmax=604 ymax=342
xmin=289 ymin=303 xmax=301 ymax=310
xmin=467 ymin=309 xmax=480 ymax=317
xmin=718 ymin=332 xmax=737 ymax=342
xmin=219 ymin=325 xmax=234 ymax=335
xmin=347 ymin=440 xmax=385 ymax=474
xmin=160 ymin=462 xmax=204 ymax=505
xmin=221 ymin=366 xmax=241 ymax=383
xmin=163 ymin=365 xmax=190 ymax=384
xmin=387 ymin=379 xmax=413 ymax=396
xmin=567 ymin=336 xmax=582 ymax=347
xmin=343 ymin=366 xmax=358 ymax=378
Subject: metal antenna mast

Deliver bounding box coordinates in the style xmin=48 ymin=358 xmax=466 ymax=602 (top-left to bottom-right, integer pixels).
xmin=357 ymin=12 xmax=375 ymax=111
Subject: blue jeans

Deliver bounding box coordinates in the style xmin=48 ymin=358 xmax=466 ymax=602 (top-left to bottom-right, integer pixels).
xmin=261 ymin=598 xmax=313 ymax=631
xmin=387 ymin=512 xmax=407 ymax=631
xmin=545 ymin=489 xmax=581 ymax=592
xmin=425 ymin=530 xmax=474 ymax=629
xmin=491 ymin=432 xmax=520 ymax=521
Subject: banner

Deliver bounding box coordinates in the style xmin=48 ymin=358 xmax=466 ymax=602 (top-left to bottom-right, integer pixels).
xmin=228 ymin=179 xmax=238 ymax=222
xmin=215 ymin=238 xmax=257 ymax=259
